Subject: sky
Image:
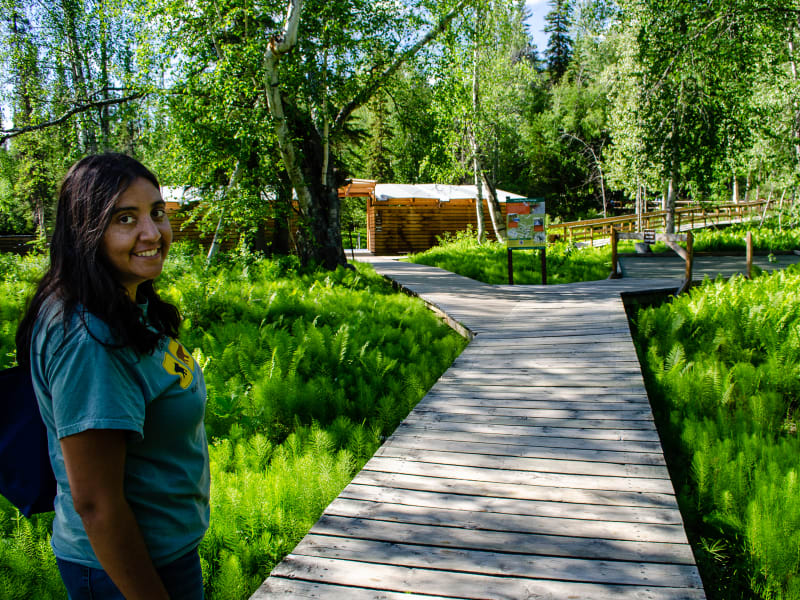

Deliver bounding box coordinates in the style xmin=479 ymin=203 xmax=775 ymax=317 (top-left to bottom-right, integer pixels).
xmin=524 ymin=0 xmax=550 ymax=56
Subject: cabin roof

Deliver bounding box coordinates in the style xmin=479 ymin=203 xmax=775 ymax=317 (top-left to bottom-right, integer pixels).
xmin=340 ymin=180 xmax=525 ymax=202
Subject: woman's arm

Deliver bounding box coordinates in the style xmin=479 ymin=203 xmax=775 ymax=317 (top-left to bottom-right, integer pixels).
xmin=60 ymin=429 xmax=170 ymax=600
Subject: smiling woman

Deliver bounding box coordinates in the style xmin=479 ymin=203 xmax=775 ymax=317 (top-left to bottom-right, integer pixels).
xmin=14 ymin=154 xmax=209 ymax=600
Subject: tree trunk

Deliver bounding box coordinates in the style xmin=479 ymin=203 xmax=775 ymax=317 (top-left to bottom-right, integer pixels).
xmin=470 ymin=37 xmax=485 ymax=242
xmin=473 ymin=149 xmax=486 ymax=242
xmin=62 ymin=0 xmax=96 ymax=152
xmin=636 ymin=182 xmax=642 ymax=232
xmin=206 ymin=161 xmax=242 ymax=263
xmin=665 ymin=122 xmax=679 ymax=233
xmin=479 ymin=171 xmax=507 ymax=243
xmin=98 ymin=8 xmax=111 ymax=151
xmin=789 ymin=22 xmax=800 ymax=168
xmin=732 ymin=173 xmax=739 ymax=204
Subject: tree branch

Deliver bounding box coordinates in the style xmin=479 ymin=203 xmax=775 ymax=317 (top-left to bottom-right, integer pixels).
xmin=1 ymin=92 xmax=147 ymax=144
xmin=333 ymin=0 xmax=469 ymax=131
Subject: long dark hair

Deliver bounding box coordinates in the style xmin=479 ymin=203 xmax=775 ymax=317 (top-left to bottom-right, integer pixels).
xmin=16 ymin=153 xmax=181 ymax=368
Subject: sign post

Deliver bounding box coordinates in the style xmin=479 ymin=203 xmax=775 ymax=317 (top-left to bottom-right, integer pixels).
xmin=506 ymin=199 xmax=547 ymax=285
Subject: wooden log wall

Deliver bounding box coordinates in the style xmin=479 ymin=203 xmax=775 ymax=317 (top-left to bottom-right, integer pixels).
xmin=367 ymin=197 xmax=509 ymax=255
xmin=164 ymin=202 xmax=240 ymax=252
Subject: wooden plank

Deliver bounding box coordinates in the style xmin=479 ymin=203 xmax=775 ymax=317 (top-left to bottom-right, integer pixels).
xmin=363 ymin=456 xmax=676 ymax=494
xmin=422 ymin=388 xmax=650 ymax=401
xmin=464 ymin=341 xmax=640 ymax=355
xmin=350 ymin=471 xmax=679 ymax=510
xmin=393 ymin=422 xmax=664 ymax=453
xmin=271 ymin=554 xmax=704 ymax=598
xmin=437 ymin=372 xmax=646 ymax=387
xmin=383 ymin=435 xmax=667 ymax=465
xmin=252 ymin=577 xmax=453 ymax=599
xmin=466 ymin=333 xmax=635 ymax=345
xmin=445 ymin=362 xmax=645 ymax=373
xmin=340 ymin=483 xmax=680 ymax=524
xmin=292 ymin=535 xmax=703 ymax=589
xmin=398 ymin=416 xmax=662 ymax=441
xmin=427 ymin=382 xmax=650 ymax=394
xmin=403 ymin=413 xmax=658 ymax=431
xmin=418 ymin=397 xmax=650 ymax=410
xmin=413 ymin=404 xmax=654 ymax=421
xmin=373 ymin=448 xmax=669 ymax=480
xmin=475 ymin=326 xmax=632 ymax=339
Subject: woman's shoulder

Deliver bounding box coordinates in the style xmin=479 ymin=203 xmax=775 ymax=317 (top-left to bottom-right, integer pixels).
xmin=35 ymin=297 xmax=117 ymax=349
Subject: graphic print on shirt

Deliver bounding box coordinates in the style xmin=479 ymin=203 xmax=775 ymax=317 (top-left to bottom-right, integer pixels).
xmin=162 ymin=339 xmax=195 ymax=389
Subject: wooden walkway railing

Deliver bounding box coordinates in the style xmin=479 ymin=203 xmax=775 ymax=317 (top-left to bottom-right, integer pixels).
xmin=554 ymin=200 xmax=770 ymax=246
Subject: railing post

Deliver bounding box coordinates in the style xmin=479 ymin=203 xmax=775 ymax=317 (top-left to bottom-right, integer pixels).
xmin=610 ymin=228 xmax=620 ymax=278
xmin=685 ymin=231 xmax=694 ymax=285
xmin=541 ymin=247 xmax=547 ymax=285
xmin=746 ymin=231 xmax=753 ymax=279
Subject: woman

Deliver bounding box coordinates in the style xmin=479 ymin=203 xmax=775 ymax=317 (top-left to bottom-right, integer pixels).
xmin=16 ymin=154 xmax=210 ymax=600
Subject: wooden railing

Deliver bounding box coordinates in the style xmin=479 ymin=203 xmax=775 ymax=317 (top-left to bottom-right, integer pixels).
xmin=552 ymin=201 xmax=771 ymax=246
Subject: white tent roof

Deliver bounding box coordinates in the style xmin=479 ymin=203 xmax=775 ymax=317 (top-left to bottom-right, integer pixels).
xmin=374 ymin=183 xmax=525 ymax=203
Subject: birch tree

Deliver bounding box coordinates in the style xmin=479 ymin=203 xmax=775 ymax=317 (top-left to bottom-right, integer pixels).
xmin=259 ymin=0 xmax=468 ymax=267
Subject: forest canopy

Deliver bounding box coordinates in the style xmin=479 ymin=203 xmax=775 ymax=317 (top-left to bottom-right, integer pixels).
xmin=1 ymin=0 xmax=799 ymax=264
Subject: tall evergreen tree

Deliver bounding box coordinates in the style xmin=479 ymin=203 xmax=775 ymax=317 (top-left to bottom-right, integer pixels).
xmin=544 ymin=0 xmax=573 ymax=82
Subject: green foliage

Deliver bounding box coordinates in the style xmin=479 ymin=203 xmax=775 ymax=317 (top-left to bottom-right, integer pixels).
xmin=0 ymin=502 xmax=63 ymax=600
xmin=0 ymin=251 xmax=47 ymax=368
xmin=407 ymin=227 xmax=633 ymax=285
xmin=689 ymin=223 xmax=800 ymax=254
xmin=202 ymin=419 xmax=379 ymax=598
xmin=634 ymin=266 xmax=800 ymax=598
xmin=0 ymin=244 xmax=466 ymax=598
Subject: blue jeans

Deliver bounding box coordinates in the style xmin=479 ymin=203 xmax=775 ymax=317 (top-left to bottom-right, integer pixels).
xmin=56 ymin=548 xmax=203 ymax=600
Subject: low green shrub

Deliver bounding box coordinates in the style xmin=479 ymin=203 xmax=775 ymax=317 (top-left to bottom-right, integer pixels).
xmin=634 ymin=266 xmax=800 ymax=599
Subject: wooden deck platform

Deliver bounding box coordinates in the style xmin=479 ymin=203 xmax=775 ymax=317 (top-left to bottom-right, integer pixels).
xmin=252 ymin=260 xmax=704 ymax=599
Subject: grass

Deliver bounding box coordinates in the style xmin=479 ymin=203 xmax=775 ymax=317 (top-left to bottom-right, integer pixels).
xmin=406 ymin=228 xmax=638 ymax=284
xmin=0 ymin=244 xmax=467 ymax=599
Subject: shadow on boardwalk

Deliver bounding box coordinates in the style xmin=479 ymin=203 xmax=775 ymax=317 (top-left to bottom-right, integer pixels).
xmin=252 ymin=256 xmax=706 ymax=599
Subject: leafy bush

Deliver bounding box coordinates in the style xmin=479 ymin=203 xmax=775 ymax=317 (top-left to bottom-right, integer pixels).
xmin=634 ymin=266 xmax=800 ymax=598
xmin=0 ymin=245 xmax=466 ymax=599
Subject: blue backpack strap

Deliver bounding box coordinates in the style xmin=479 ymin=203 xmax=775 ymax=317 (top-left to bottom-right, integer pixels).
xmin=0 ymin=366 xmax=56 ymax=517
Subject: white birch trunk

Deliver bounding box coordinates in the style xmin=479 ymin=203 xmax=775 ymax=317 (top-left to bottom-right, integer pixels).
xmin=263 ymin=0 xmax=313 ymax=215
xmin=206 ymin=161 xmax=243 ymax=263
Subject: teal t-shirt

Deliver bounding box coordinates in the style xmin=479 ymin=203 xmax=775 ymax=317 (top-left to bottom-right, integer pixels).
xmin=30 ymin=301 xmax=210 ymax=568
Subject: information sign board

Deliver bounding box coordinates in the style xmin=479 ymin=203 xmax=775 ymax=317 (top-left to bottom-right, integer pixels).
xmin=643 ymin=229 xmax=656 ymax=244
xmin=506 ymin=199 xmax=546 ymax=249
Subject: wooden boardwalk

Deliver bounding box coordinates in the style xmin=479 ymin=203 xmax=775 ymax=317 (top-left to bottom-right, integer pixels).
xmin=252 ymin=260 xmax=705 ymax=599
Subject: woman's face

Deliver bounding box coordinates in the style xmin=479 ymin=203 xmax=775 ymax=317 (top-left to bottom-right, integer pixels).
xmin=101 ymin=177 xmax=172 ymax=298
